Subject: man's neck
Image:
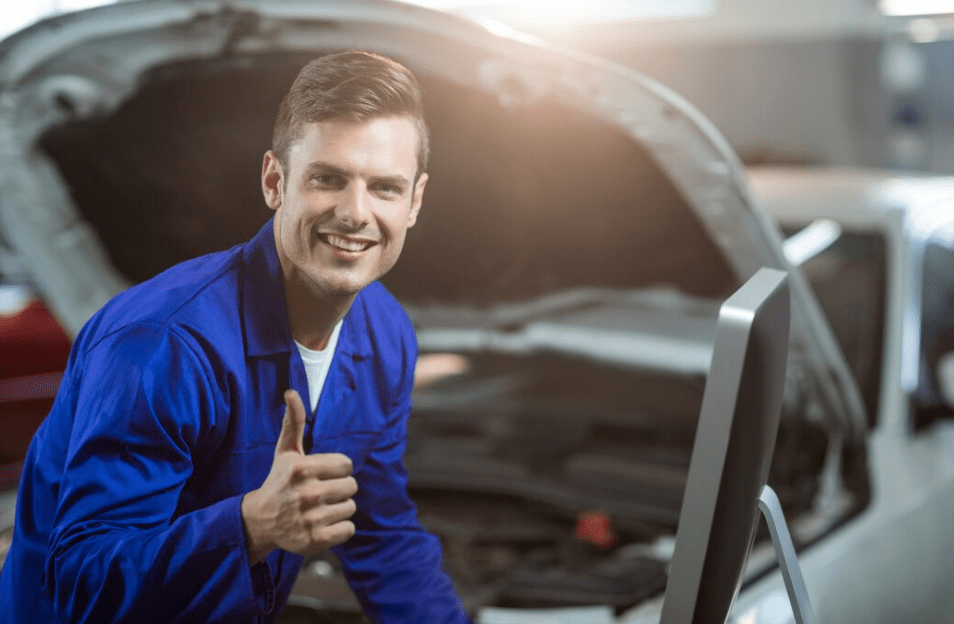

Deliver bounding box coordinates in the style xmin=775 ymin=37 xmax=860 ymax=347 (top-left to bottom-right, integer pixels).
xmin=283 ymin=277 xmax=354 ymax=351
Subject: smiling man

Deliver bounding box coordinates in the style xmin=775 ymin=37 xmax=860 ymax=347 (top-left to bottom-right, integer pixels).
xmin=0 ymin=51 xmax=470 ymax=624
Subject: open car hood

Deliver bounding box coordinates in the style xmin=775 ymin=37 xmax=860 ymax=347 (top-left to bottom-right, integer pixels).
xmin=0 ymin=0 xmax=865 ymax=442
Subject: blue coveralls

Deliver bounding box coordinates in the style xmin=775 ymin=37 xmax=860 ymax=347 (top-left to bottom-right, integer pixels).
xmin=0 ymin=219 xmax=469 ymax=623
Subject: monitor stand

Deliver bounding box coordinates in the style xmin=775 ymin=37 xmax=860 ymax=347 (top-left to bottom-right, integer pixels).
xmin=757 ymin=485 xmax=819 ymax=624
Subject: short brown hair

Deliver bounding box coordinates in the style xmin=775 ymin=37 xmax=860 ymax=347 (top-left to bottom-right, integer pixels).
xmin=272 ymin=51 xmax=429 ymax=178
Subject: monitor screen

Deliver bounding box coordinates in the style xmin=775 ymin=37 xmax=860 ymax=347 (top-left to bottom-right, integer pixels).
xmin=660 ymin=267 xmax=790 ymax=624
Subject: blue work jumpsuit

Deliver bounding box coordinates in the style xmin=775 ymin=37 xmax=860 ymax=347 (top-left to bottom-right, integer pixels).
xmin=0 ymin=219 xmax=469 ymax=623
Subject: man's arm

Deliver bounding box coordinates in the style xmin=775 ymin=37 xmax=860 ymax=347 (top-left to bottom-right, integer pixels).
xmin=45 ymin=325 xmax=271 ymax=624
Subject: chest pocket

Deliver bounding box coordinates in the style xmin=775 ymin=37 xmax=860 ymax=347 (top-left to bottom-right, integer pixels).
xmin=309 ymin=431 xmax=382 ymax=473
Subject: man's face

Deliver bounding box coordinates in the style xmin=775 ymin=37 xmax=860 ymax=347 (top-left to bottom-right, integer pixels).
xmin=262 ymin=116 xmax=427 ymax=303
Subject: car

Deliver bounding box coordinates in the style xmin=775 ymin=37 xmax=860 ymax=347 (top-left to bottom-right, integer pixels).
xmin=0 ymin=1 xmax=952 ymax=623
xmin=735 ymin=165 xmax=954 ymax=624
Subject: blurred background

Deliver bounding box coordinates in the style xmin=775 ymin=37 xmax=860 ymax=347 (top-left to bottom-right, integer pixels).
xmin=6 ymin=0 xmax=949 ymax=173
xmin=430 ymin=0 xmax=953 ymax=174
xmin=3 ymin=3 xmax=954 ymax=623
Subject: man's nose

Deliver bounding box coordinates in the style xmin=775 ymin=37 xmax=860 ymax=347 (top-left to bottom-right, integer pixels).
xmin=335 ymin=184 xmax=372 ymax=227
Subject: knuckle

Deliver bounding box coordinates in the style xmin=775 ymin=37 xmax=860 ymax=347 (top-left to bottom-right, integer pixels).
xmin=311 ymin=524 xmax=332 ymax=544
xmin=290 ymin=491 xmax=304 ymax=509
xmin=311 ymin=520 xmax=355 ymax=548
xmin=289 ymin=462 xmax=308 ymax=482
xmin=313 ymin=485 xmax=330 ymax=506
xmin=302 ymin=483 xmax=326 ymax=507
xmin=306 ymin=504 xmax=332 ymax=525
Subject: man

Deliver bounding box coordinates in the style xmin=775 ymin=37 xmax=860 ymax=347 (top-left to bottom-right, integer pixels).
xmin=0 ymin=51 xmax=470 ymax=623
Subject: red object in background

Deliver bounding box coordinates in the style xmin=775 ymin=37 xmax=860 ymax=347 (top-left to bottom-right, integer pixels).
xmin=573 ymin=510 xmax=618 ymax=549
xmin=0 ymin=297 xmax=72 ymax=470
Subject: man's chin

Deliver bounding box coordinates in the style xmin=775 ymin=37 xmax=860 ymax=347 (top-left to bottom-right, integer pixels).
xmin=312 ymin=274 xmax=373 ymax=300
xmin=305 ymin=257 xmax=397 ymax=300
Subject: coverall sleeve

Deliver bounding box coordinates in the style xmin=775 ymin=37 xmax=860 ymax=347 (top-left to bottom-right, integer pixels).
xmin=333 ymin=333 xmax=472 ymax=624
xmin=43 ymin=324 xmax=272 ymax=624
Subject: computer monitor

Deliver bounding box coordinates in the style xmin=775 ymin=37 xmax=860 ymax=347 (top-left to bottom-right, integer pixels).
xmin=659 ymin=267 xmax=792 ymax=624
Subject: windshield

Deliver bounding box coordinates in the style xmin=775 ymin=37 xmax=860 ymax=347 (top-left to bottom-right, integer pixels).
xmin=783 ymin=227 xmax=888 ymax=425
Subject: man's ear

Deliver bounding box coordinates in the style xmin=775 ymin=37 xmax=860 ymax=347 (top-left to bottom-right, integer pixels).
xmin=407 ymin=172 xmax=428 ymax=228
xmin=262 ymin=150 xmax=284 ymax=211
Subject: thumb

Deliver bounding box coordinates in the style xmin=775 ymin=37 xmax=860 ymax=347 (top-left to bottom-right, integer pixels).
xmin=275 ymin=389 xmax=307 ymax=456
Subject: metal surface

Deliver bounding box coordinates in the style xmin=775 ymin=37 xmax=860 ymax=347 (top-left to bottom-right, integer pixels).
xmin=661 ymin=267 xmax=790 ymax=624
xmin=758 ymin=485 xmax=818 ymax=624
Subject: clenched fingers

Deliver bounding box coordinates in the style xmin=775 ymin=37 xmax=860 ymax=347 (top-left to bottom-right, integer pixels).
xmin=310 ymin=518 xmax=356 ymax=552
xmin=289 ymin=453 xmax=354 ymax=482
xmin=298 ymin=476 xmax=358 ymax=509
xmin=304 ymin=498 xmax=357 ymax=527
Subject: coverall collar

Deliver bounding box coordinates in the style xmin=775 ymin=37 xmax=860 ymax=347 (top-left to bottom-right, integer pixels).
xmin=241 ymin=218 xmax=373 ymax=360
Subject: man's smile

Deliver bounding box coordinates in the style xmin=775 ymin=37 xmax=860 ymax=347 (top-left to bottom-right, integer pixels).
xmin=317 ymin=232 xmax=378 ymax=255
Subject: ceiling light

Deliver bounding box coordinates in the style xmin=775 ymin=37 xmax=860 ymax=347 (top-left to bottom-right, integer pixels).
xmin=880 ymin=0 xmax=954 ymax=16
xmin=403 ymin=0 xmax=716 ymax=27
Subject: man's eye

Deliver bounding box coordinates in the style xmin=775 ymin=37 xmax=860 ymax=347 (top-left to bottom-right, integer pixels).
xmin=374 ymin=183 xmax=402 ymax=197
xmin=311 ymin=174 xmax=342 ymax=187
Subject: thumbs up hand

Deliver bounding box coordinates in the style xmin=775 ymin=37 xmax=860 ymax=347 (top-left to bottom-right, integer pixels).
xmin=241 ymin=390 xmax=357 ymax=563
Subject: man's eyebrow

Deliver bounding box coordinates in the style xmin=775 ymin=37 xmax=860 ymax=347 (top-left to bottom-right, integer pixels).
xmin=304 ymin=161 xmax=350 ymax=177
xmin=303 ymin=162 xmax=410 ymax=188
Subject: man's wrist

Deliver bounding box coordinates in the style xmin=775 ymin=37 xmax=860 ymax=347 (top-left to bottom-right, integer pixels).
xmin=240 ymin=491 xmax=274 ymax=564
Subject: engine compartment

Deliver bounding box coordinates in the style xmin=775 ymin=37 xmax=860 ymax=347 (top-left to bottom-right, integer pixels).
xmin=38 ymin=53 xmax=735 ymax=301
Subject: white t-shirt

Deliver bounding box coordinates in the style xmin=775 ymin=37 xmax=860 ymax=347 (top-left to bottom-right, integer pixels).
xmin=294 ymin=320 xmax=343 ymax=413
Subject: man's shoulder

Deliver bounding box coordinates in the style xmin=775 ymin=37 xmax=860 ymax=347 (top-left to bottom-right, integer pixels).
xmin=79 ymin=245 xmax=245 ymax=350
xmin=347 ymin=281 xmax=416 ymax=364
xmin=357 ymin=280 xmax=406 ymax=310
xmin=354 ymin=281 xmax=413 ymax=331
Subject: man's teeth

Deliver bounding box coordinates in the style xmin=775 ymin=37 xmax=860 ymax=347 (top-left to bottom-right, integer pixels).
xmin=326 ymin=234 xmax=372 ymax=252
